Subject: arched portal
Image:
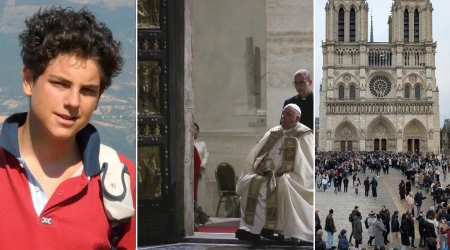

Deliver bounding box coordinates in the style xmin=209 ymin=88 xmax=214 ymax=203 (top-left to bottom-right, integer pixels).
xmin=333 ymin=120 xmax=359 ymax=151
xmin=403 ymin=119 xmax=427 ymax=153
xmin=366 ymin=116 xmax=396 ymax=151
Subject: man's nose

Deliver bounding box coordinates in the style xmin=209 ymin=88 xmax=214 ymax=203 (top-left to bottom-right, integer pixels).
xmin=64 ymin=89 xmax=80 ymax=108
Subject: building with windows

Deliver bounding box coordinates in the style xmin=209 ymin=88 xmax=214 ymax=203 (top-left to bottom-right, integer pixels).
xmin=318 ymin=0 xmax=440 ymax=153
xmin=441 ymin=119 xmax=450 ymax=155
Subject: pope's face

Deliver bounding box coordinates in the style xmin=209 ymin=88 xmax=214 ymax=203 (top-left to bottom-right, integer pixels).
xmin=294 ymin=73 xmax=312 ymax=97
xmin=281 ymin=107 xmax=299 ymax=129
xmin=22 ymin=54 xmax=101 ymax=141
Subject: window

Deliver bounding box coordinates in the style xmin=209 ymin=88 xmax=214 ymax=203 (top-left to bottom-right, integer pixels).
xmin=338 ymin=8 xmax=344 ymax=42
xmin=405 ymin=86 xmax=410 ymax=99
xmin=404 ymin=10 xmax=409 ymax=42
xmin=350 ymin=8 xmax=356 ymax=42
xmin=339 ymin=85 xmax=344 ymax=99
xmin=351 ymin=52 xmax=357 ymax=65
xmin=338 ymin=51 xmax=343 ymax=65
xmin=415 ymin=85 xmax=420 ymax=100
xmin=369 ymin=75 xmax=392 ymax=97
xmin=414 ymin=9 xmax=419 ymax=42
xmin=350 ymin=85 xmax=356 ymax=99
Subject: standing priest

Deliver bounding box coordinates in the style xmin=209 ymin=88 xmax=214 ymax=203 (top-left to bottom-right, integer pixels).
xmin=283 ymin=69 xmax=313 ymax=130
xmin=235 ymin=103 xmax=314 ymax=244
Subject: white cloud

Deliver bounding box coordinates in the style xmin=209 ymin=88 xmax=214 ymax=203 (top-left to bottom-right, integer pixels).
xmin=0 ymin=5 xmax=41 ymax=34
xmin=67 ymin=0 xmax=135 ymax=10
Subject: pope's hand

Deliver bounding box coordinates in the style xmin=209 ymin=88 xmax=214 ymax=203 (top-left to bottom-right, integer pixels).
xmin=256 ymin=164 xmax=266 ymax=176
xmin=276 ymin=167 xmax=285 ymax=177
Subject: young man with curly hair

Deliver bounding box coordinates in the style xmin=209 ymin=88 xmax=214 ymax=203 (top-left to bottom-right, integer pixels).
xmin=0 ymin=6 xmax=136 ymax=249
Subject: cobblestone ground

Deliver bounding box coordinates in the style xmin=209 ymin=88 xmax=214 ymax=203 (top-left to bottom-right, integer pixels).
xmin=316 ymin=167 xmax=443 ymax=249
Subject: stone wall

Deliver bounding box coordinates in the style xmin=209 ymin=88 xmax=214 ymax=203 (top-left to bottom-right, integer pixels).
xmin=266 ymin=0 xmax=314 ymax=128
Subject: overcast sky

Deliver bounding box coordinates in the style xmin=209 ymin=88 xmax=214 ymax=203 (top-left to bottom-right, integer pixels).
xmin=314 ymin=0 xmax=450 ymax=127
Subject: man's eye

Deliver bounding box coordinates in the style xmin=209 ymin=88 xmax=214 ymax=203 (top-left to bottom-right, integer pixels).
xmin=82 ymin=88 xmax=97 ymax=94
xmin=52 ymin=81 xmax=67 ymax=87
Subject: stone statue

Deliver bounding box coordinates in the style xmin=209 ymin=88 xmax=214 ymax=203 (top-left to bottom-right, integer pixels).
xmin=143 ymin=125 xmax=150 ymax=136
xmin=140 ymin=64 xmax=152 ymax=112
xmin=151 ymin=0 xmax=160 ymax=27
xmin=154 ymin=124 xmax=160 ymax=136
xmin=152 ymin=39 xmax=159 ymax=51
xmin=138 ymin=150 xmax=161 ymax=200
xmin=151 ymin=65 xmax=161 ymax=109
xmin=142 ymin=39 xmax=149 ymax=50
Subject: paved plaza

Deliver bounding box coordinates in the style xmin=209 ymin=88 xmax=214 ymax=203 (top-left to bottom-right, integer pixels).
xmin=316 ymin=166 xmax=442 ymax=249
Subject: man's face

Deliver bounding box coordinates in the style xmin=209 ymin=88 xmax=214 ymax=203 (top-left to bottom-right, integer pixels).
xmin=22 ymin=54 xmax=101 ymax=141
xmin=293 ymin=73 xmax=312 ymax=97
xmin=382 ymin=206 xmax=385 ymax=211
xmin=193 ymin=125 xmax=199 ymax=140
xmin=281 ymin=107 xmax=300 ymax=129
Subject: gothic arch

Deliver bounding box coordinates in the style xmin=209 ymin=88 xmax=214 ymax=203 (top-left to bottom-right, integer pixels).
xmin=402 ymin=4 xmax=413 ymax=12
xmin=336 ymin=5 xmax=345 ymax=13
xmin=334 ymin=120 xmax=359 ymax=140
xmin=404 ymin=82 xmax=412 ymax=89
xmin=336 ymin=82 xmax=345 ymax=89
xmin=366 ymin=116 xmax=396 ymax=140
xmin=413 ymin=5 xmax=422 ymax=12
xmin=403 ymin=118 xmax=427 ymax=152
xmin=336 ymin=73 xmax=357 ymax=85
xmin=337 ymin=83 xmax=345 ymax=99
xmin=404 ymin=84 xmax=411 ymax=99
xmin=403 ymin=119 xmax=427 ymax=140
xmin=403 ymin=73 xmax=424 ymax=85
xmin=334 ymin=3 xmax=347 ymax=12
xmin=349 ymin=83 xmax=357 ymax=99
xmin=413 ymin=82 xmax=423 ymax=89
xmin=348 ymin=4 xmax=358 ymax=12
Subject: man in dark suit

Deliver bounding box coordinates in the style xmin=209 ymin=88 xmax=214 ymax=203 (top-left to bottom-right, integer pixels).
xmin=282 ymin=69 xmax=313 ymax=130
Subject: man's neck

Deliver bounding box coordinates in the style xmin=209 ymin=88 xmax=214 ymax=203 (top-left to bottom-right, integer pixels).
xmin=18 ymin=114 xmax=81 ymax=169
xmin=282 ymin=124 xmax=297 ymax=132
xmin=298 ymin=91 xmax=312 ymax=98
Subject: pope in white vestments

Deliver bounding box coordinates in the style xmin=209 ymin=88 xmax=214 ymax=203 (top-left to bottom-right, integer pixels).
xmin=236 ymin=104 xmax=314 ymax=243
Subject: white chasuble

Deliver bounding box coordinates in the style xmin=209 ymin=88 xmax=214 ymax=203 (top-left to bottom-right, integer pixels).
xmin=236 ymin=123 xmax=314 ymax=242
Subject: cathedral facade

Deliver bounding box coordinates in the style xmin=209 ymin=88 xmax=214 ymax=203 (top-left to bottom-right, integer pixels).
xmin=318 ymin=0 xmax=440 ymax=153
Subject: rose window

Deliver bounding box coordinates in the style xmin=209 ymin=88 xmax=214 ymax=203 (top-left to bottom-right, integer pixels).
xmin=369 ymin=75 xmax=391 ymax=97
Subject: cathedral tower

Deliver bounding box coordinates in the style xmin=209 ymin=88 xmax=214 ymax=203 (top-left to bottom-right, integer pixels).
xmin=319 ymin=0 xmax=440 ymax=153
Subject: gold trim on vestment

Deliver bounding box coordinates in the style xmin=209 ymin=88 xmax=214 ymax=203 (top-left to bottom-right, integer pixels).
xmin=243 ymin=124 xmax=305 ymax=228
xmin=244 ymin=176 xmax=264 ymax=225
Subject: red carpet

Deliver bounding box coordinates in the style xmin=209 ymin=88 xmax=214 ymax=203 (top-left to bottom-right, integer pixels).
xmin=197 ymin=225 xmax=239 ymax=233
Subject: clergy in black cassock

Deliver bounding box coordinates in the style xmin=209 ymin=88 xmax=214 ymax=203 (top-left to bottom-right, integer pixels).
xmin=282 ymin=69 xmax=314 ymax=131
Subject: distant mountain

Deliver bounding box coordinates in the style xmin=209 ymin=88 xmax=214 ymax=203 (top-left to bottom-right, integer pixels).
xmin=0 ymin=1 xmax=136 ymax=162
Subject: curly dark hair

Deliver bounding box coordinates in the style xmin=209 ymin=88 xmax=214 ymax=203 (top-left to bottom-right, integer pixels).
xmin=18 ymin=6 xmax=124 ymax=92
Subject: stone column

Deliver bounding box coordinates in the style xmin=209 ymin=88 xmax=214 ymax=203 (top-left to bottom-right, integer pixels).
xmin=399 ymin=9 xmax=403 ymax=42
xmin=428 ymin=8 xmax=433 ymax=42
xmin=356 ymin=8 xmax=360 ymax=41
xmin=183 ymin=0 xmax=194 ymax=236
xmin=344 ymin=10 xmax=350 ymax=42
xmin=420 ymin=9 xmax=424 ymax=42
xmin=409 ymin=10 xmax=414 ymax=43
xmin=326 ymin=3 xmax=330 ymax=41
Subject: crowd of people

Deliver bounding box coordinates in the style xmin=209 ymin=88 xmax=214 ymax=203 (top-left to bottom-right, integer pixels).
xmin=315 ymin=151 xmax=450 ymax=250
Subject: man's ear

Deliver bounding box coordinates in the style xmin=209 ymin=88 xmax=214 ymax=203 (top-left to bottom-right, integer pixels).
xmin=22 ymin=67 xmax=33 ymax=97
